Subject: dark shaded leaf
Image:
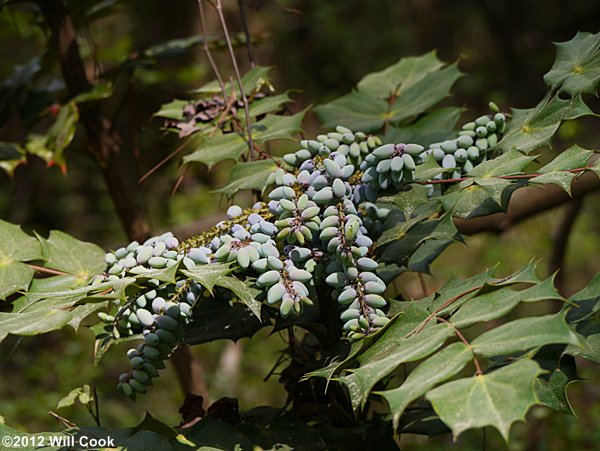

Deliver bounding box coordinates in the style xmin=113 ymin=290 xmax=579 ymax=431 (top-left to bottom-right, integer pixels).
xmin=384 ymin=107 xmax=463 ymax=146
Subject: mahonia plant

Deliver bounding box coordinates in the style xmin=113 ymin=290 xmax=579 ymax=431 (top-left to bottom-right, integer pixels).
xmin=90 ymin=105 xmax=509 ymax=399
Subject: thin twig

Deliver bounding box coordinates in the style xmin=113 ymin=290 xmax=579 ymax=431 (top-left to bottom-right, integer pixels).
xmin=172 ymin=164 xmax=191 ymax=196
xmin=197 ymin=0 xmax=226 ymax=96
xmin=237 ymin=0 xmax=256 ymax=68
xmin=419 ymin=166 xmax=589 ymax=185
xmin=49 ymin=411 xmax=77 ymax=429
xmin=436 ymin=317 xmax=483 ymax=375
xmin=265 ymin=0 xmax=303 ymax=16
xmin=138 ymin=140 xmax=190 ymax=184
xmin=407 ymin=285 xmax=482 ymax=337
xmin=212 ymin=0 xmax=256 ymax=160
xmin=232 ymin=119 xmax=271 ymax=160
xmin=263 ymin=352 xmax=288 ymax=382
xmin=28 ymin=264 xmax=70 ymax=276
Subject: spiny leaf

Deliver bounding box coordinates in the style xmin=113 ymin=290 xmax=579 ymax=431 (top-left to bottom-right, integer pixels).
xmin=426 ymin=263 xmax=540 ymax=317
xmin=25 ymin=276 xmax=136 ymax=302
xmin=0 ymin=219 xmax=42 ymax=300
xmin=183 ymin=111 xmax=305 ymax=169
xmin=468 ymin=149 xmax=537 ymax=177
xmin=407 ymin=238 xmax=455 ymax=274
xmin=306 ymin=303 xmax=429 ymax=382
xmin=378 ymin=184 xmax=431 ymax=219
xmin=529 ymin=171 xmax=577 ymax=195
xmin=0 ymin=263 xmax=35 ymax=301
xmin=529 ymin=145 xmax=595 ymax=194
xmin=56 ymin=385 xmax=93 ymax=410
xmin=0 ymin=219 xmax=42 ymax=263
xmin=472 ymin=313 xmax=579 ymax=357
xmin=154 ymin=99 xmax=188 ymax=120
xmin=495 ymin=94 xmax=594 ymax=154
xmin=215 ymin=275 xmax=262 ymax=319
xmin=357 ymin=51 xmax=445 ymax=99
xmin=183 ymin=132 xmax=247 ymax=169
xmin=493 ymin=260 xmax=542 ymax=286
xmin=183 ymin=296 xmax=265 ymax=345
xmin=412 ymin=153 xmax=451 ymax=181
xmin=0 ymin=422 xmax=69 ymax=451
xmin=0 ymin=309 xmax=73 ymax=344
xmin=565 ymin=271 xmax=600 ymax=363
xmin=426 ymin=270 xmax=491 ymax=316
xmin=387 ymin=63 xmax=463 ymax=125
xmin=27 ymin=274 xmax=88 ymax=293
xmin=538 ymin=145 xmax=594 ymax=173
xmin=131 ymin=412 xmax=195 ymax=447
xmin=534 ymin=346 xmax=579 ymax=415
xmin=313 ymin=91 xmax=388 ymax=132
xmin=426 ymin=360 xmax=543 ymax=440
xmin=181 ymin=263 xmax=232 ymax=293
xmin=337 ymin=322 xmax=454 ymax=410
xmin=379 ymin=342 xmax=473 ymax=429
xmin=384 ymin=107 xmax=463 ymax=146
xmin=247 ymin=91 xmax=294 ymax=117
xmin=38 ymin=230 xmax=105 ymax=282
xmin=68 ymin=303 xmax=107 ymax=331
xmin=565 ymin=271 xmax=600 ymax=324
xmin=315 ymin=52 xmax=462 ymax=132
xmin=438 ymin=178 xmax=521 ymax=220
xmin=250 ymin=109 xmax=306 ymax=142
xmin=473 ymin=177 xmax=514 ymax=206
xmin=378 ymin=213 xmax=460 ymax=272
xmin=450 ymin=276 xmax=564 ymax=328
xmin=193 ymin=66 xmax=272 ymax=96
xmin=215 ymin=159 xmax=279 ymax=197
xmin=544 ymin=31 xmax=600 ymax=96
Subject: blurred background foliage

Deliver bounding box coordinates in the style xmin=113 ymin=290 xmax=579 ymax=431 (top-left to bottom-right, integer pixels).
xmin=1 ymin=0 xmax=600 ymax=449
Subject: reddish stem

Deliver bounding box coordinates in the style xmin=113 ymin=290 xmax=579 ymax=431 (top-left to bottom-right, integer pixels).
xmin=418 ymin=166 xmax=589 ymax=185
xmin=28 ymin=264 xmax=70 ymax=276
xmin=436 ymin=316 xmax=483 ymax=375
xmin=407 ymin=285 xmax=482 ymax=337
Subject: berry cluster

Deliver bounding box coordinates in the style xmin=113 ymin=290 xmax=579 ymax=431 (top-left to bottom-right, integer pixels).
xmin=92 ymin=109 xmax=509 ymax=398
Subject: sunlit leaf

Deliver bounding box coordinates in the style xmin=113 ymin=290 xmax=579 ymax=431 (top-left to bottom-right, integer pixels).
xmin=544 ymin=31 xmax=600 ymax=96
xmin=472 ymin=313 xmax=579 ymax=357
xmin=495 ymin=94 xmax=594 ymax=154
xmin=379 ymin=342 xmax=472 ymax=429
xmin=215 ymin=159 xmax=279 ymax=197
xmin=426 ymin=360 xmax=543 ymax=440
